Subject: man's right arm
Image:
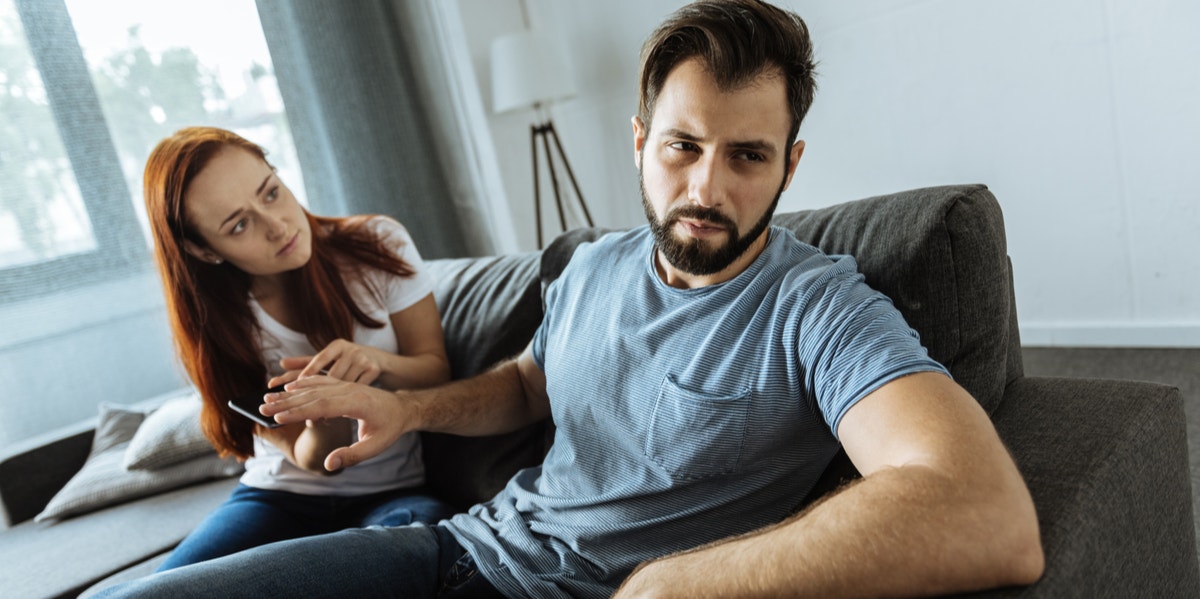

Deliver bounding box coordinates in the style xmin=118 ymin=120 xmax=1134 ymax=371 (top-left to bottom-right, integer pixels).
xmin=262 ymin=347 xmax=550 ymax=471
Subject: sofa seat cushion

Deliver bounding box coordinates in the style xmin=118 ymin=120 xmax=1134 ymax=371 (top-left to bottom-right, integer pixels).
xmin=0 ymin=477 xmax=237 ymax=599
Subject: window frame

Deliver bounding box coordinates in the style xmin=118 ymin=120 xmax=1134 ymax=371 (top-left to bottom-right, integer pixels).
xmin=3 ymin=0 xmax=150 ymax=303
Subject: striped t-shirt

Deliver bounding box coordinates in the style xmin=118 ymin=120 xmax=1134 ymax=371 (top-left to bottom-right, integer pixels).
xmin=444 ymin=225 xmax=948 ymax=598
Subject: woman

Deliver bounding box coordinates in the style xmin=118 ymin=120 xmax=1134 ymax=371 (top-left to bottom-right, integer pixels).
xmin=143 ymin=126 xmax=454 ymax=570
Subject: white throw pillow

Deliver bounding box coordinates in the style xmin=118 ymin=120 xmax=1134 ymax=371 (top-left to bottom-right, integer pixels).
xmin=123 ymin=392 xmax=214 ymax=470
xmin=35 ymin=402 xmax=242 ymax=523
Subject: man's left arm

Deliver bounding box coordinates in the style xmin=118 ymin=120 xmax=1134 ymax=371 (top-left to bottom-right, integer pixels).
xmin=615 ymin=371 xmax=1044 ymax=598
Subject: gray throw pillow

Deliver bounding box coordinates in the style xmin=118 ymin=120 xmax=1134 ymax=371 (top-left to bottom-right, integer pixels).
xmin=123 ymin=392 xmax=214 ymax=470
xmin=35 ymin=402 xmax=242 ymax=522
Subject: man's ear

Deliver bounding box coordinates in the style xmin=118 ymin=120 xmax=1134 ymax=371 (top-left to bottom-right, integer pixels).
xmin=781 ymin=140 xmax=806 ymax=192
xmin=632 ymin=116 xmax=647 ymax=168
xmin=183 ymin=239 xmax=222 ymax=264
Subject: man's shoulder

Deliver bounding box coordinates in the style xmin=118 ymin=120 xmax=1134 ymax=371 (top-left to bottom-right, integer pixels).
xmin=765 ymin=226 xmax=861 ymax=282
xmin=566 ymin=226 xmax=650 ymax=266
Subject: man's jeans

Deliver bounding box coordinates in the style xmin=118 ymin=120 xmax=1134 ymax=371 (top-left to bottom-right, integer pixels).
xmin=94 ymin=523 xmax=503 ymax=598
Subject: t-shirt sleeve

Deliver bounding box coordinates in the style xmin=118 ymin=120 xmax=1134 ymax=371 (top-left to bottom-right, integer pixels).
xmin=796 ymin=257 xmax=950 ymax=440
xmin=371 ymin=217 xmax=435 ymax=314
xmin=531 ymin=240 xmax=596 ymax=371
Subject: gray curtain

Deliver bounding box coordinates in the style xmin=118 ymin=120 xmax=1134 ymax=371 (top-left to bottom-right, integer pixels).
xmin=256 ymin=0 xmax=476 ymax=259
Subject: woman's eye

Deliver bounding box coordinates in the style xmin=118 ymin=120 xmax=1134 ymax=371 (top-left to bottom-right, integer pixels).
xmin=231 ymin=219 xmax=248 ymax=235
xmin=265 ymin=186 xmax=279 ymax=202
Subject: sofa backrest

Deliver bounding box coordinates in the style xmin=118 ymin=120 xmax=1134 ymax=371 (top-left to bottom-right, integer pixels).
xmin=771 ymin=184 xmax=1021 ymax=413
xmin=424 ymin=253 xmax=550 ymax=509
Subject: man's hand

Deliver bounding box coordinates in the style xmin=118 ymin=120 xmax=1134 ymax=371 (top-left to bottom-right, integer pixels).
xmin=262 ymin=375 xmax=420 ymax=471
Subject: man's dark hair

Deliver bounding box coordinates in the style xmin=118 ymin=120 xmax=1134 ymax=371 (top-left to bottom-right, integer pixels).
xmin=638 ymin=0 xmax=818 ymax=149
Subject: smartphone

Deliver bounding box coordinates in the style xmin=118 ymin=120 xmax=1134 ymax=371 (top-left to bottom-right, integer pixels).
xmin=227 ymin=384 xmax=286 ymax=428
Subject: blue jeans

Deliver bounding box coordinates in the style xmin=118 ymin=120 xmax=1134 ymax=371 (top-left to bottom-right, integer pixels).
xmin=96 ymin=523 xmax=501 ymax=598
xmin=158 ymin=484 xmax=456 ymax=571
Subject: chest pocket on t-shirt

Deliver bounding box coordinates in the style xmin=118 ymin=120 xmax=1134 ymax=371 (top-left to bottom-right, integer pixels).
xmin=643 ymin=375 xmax=750 ymax=481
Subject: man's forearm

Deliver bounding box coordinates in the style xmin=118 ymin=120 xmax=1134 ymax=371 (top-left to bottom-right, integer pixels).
xmin=616 ymin=464 xmax=1042 ymax=598
xmin=411 ymin=357 xmax=549 ymax=437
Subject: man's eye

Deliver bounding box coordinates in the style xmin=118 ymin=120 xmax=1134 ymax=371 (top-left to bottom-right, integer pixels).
xmin=669 ymin=141 xmax=699 ymax=153
xmin=736 ymin=151 xmax=766 ymax=162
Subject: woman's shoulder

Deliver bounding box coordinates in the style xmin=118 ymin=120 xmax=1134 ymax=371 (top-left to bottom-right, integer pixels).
xmin=328 ymin=214 xmax=413 ymax=248
xmin=366 ymin=215 xmax=414 ymax=245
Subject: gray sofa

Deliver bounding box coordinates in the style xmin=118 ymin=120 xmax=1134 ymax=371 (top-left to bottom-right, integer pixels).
xmin=1 ymin=184 xmax=1196 ymax=598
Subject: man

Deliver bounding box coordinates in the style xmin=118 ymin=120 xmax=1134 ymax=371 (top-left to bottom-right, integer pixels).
xmin=99 ymin=1 xmax=1042 ymax=597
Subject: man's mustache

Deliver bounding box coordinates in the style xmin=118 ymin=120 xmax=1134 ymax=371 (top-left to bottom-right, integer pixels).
xmin=663 ymin=206 xmax=736 ymax=232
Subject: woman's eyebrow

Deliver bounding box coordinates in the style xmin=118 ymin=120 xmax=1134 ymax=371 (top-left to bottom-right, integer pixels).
xmin=255 ymin=173 xmax=272 ymax=196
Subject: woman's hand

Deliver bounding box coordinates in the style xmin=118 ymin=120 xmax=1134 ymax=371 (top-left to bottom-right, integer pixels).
xmin=268 ymin=339 xmax=391 ymax=388
xmin=262 ymin=375 xmax=421 ymax=471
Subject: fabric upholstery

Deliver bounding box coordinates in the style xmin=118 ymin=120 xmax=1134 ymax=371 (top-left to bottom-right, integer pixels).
xmin=123 ymin=392 xmax=212 ymax=470
xmin=1 ymin=478 xmax=236 ymax=599
xmin=975 ymin=377 xmax=1199 ymax=597
xmin=35 ymin=403 xmax=242 ymax=522
xmin=423 ymin=253 xmax=553 ymax=509
xmin=0 ymin=419 xmax=94 ymax=526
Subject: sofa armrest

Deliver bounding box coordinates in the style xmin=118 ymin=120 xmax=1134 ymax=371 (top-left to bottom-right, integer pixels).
xmin=0 ymin=418 xmax=96 ymax=528
xmin=962 ymin=376 xmax=1199 ymax=597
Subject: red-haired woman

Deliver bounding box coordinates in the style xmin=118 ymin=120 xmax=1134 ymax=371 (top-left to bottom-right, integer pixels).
xmin=143 ymin=126 xmax=454 ymax=571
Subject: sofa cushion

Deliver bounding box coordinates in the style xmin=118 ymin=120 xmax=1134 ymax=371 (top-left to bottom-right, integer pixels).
xmin=35 ymin=403 xmax=242 ymax=522
xmin=423 ymin=252 xmax=553 ymax=509
xmin=1 ymin=477 xmax=237 ymax=599
xmin=124 ymin=390 xmax=212 ymax=470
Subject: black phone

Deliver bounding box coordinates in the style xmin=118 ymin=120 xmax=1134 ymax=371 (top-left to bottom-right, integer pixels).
xmin=227 ymin=384 xmax=286 ymax=428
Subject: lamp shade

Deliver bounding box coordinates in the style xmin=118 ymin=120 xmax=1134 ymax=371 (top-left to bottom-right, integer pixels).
xmin=490 ymin=30 xmax=577 ymax=114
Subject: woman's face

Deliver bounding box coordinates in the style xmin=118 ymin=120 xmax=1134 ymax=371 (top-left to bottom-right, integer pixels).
xmin=182 ymin=145 xmax=312 ymax=280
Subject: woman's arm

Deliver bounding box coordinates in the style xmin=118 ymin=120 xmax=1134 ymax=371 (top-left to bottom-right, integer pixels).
xmin=270 ymin=294 xmax=450 ymax=391
xmin=263 ymin=348 xmax=551 ymax=471
xmin=253 ymin=419 xmax=355 ymax=475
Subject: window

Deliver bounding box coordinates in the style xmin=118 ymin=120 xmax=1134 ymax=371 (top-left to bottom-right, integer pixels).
xmin=0 ymin=0 xmax=303 ymax=302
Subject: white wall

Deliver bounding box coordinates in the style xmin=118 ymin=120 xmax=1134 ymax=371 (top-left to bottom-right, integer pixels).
xmin=0 ymin=272 xmax=188 ymax=448
xmin=459 ymin=0 xmax=1200 ymax=347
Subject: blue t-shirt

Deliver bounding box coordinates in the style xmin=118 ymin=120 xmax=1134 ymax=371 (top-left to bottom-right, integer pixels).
xmin=444 ymin=226 xmax=948 ymax=598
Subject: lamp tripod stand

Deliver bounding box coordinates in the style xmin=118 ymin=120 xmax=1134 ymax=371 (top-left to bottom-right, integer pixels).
xmin=530 ymin=117 xmax=593 ymax=248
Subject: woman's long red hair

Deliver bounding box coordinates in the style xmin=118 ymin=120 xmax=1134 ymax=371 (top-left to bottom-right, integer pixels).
xmin=144 ymin=127 xmax=414 ymax=460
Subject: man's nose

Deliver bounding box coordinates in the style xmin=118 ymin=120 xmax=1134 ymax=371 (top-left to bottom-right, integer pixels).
xmin=687 ymin=155 xmax=726 ymax=208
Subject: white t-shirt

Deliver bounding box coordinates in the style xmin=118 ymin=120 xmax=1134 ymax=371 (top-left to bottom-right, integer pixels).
xmin=240 ymin=217 xmax=433 ymax=496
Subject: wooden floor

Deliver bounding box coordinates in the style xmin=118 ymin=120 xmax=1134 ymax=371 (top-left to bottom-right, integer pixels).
xmin=1021 ymin=347 xmax=1200 ymax=549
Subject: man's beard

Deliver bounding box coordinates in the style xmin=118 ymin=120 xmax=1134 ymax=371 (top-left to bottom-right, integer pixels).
xmin=640 ymin=170 xmax=786 ymax=276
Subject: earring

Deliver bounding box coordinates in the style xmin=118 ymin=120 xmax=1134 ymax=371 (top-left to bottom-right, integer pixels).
xmin=211 ymin=258 xmax=224 ymax=265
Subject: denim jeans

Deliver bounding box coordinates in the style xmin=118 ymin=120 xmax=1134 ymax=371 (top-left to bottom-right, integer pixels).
xmin=158 ymin=484 xmax=456 ymax=571
xmin=95 ymin=523 xmax=502 ymax=598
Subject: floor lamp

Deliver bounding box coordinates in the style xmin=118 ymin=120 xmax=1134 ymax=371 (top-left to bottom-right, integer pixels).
xmin=492 ymin=30 xmax=594 ymax=249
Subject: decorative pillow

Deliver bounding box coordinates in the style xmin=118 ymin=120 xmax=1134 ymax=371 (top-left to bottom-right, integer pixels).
xmin=35 ymin=403 xmax=242 ymax=523
xmin=123 ymin=392 xmax=214 ymax=470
